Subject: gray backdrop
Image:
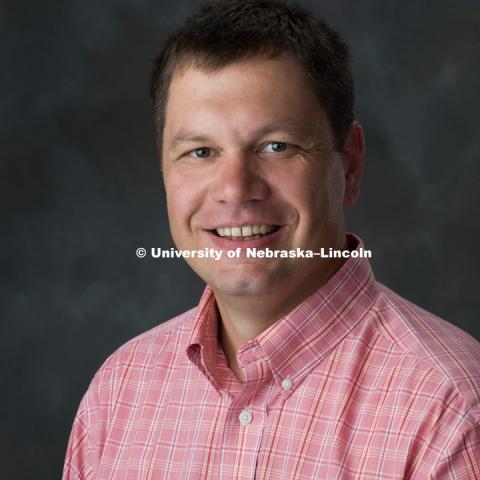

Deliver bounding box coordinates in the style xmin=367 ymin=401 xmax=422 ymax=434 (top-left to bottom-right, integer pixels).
xmin=2 ymin=1 xmax=479 ymax=478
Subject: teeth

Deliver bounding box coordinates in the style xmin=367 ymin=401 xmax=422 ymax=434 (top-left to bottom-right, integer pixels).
xmin=241 ymin=225 xmax=252 ymax=236
xmin=215 ymin=224 xmax=276 ymax=238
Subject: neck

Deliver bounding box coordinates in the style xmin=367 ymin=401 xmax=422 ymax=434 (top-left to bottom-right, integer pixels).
xmin=214 ymin=253 xmax=347 ymax=381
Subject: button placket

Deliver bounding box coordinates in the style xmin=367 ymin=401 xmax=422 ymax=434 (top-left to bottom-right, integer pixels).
xmin=281 ymin=377 xmax=293 ymax=391
xmin=238 ymin=407 xmax=253 ymax=425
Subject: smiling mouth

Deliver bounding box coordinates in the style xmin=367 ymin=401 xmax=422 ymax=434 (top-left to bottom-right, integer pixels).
xmin=210 ymin=224 xmax=281 ymax=240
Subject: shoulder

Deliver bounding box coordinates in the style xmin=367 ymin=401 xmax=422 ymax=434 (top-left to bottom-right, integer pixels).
xmin=90 ymin=306 xmax=197 ymax=392
xmin=116 ymin=305 xmax=195 ymax=354
xmin=63 ymin=307 xmax=199 ymax=476
xmin=370 ymin=282 xmax=480 ymax=419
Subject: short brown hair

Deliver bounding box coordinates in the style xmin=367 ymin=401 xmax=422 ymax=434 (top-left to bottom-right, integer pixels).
xmin=150 ymin=0 xmax=354 ymax=152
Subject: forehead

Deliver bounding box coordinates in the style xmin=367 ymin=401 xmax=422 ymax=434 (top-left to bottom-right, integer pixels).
xmin=162 ymin=54 xmax=334 ymax=152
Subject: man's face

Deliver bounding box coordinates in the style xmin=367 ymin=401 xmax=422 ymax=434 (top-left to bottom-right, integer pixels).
xmin=161 ymin=54 xmax=358 ymax=300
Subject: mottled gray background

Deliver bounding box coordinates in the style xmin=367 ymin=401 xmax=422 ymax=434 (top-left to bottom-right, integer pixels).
xmin=2 ymin=0 xmax=479 ymax=478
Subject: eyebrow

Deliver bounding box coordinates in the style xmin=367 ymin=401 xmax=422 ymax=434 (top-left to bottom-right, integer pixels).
xmin=170 ymin=132 xmax=212 ymax=148
xmin=169 ymin=121 xmax=313 ymax=149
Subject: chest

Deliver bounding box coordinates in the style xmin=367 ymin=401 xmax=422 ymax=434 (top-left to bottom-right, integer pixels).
xmin=95 ymin=363 xmax=424 ymax=480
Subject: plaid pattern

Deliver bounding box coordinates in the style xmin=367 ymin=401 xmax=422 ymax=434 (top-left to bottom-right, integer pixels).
xmin=63 ymin=237 xmax=480 ymax=479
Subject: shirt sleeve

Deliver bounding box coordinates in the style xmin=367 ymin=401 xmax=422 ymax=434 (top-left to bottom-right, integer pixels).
xmin=429 ymin=422 xmax=480 ymax=480
xmin=62 ymin=395 xmax=96 ymax=479
xmin=62 ymin=366 xmax=107 ymax=480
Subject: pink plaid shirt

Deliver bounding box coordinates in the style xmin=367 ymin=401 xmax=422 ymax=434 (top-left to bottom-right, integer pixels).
xmin=63 ymin=237 xmax=480 ymax=479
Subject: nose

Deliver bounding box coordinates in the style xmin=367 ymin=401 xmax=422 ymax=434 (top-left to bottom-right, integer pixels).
xmin=210 ymin=152 xmax=270 ymax=204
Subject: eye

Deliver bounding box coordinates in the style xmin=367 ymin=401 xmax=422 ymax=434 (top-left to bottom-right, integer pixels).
xmin=190 ymin=147 xmax=212 ymax=158
xmin=261 ymin=142 xmax=289 ymax=153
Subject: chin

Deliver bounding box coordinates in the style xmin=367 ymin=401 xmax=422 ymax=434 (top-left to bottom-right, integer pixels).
xmin=206 ymin=266 xmax=286 ymax=298
xmin=211 ymin=278 xmax=271 ymax=297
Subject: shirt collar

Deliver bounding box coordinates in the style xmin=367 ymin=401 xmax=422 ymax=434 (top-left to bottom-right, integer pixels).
xmin=186 ymin=234 xmax=378 ymax=391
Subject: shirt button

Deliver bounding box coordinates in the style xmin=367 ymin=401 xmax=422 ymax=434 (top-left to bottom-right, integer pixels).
xmin=281 ymin=378 xmax=293 ymax=390
xmin=239 ymin=408 xmax=253 ymax=425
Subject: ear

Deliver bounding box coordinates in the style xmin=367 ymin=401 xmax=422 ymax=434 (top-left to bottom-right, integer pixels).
xmin=342 ymin=121 xmax=365 ymax=207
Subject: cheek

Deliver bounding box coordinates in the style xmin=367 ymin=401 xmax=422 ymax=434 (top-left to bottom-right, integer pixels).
xmin=273 ymin=163 xmax=324 ymax=215
xmin=164 ymin=170 xmax=206 ymax=232
xmin=276 ymin=160 xmax=344 ymax=225
xmin=165 ymin=175 xmax=192 ymax=228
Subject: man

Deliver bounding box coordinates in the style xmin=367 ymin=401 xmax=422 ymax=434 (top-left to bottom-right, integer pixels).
xmin=63 ymin=1 xmax=480 ymax=478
